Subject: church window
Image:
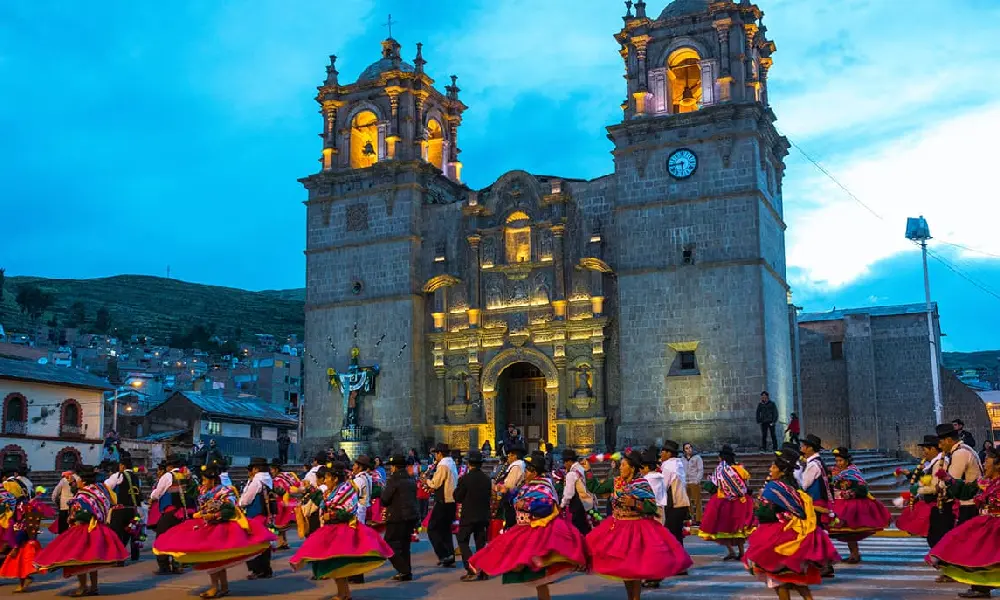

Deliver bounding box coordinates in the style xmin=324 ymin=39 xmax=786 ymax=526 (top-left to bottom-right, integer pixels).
xmin=679 ymin=351 xmax=697 ymax=371
xmin=505 ymin=211 xmax=532 ymax=263
xmin=830 ymin=341 xmax=844 ymax=360
xmin=668 ymin=48 xmax=702 ymax=114
xmin=425 ymin=119 xmax=445 ymax=170
xmin=682 ymin=245 xmax=695 ymax=265
xmin=349 ymin=110 xmax=379 ymax=169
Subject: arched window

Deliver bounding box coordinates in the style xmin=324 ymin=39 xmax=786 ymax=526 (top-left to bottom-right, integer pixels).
xmin=425 ymin=119 xmax=445 ymax=170
xmin=668 ymin=48 xmax=702 ymax=114
xmin=2 ymin=393 xmax=27 ymax=435
xmin=60 ymin=399 xmax=82 ymax=437
xmin=55 ymin=447 xmax=81 ymax=471
xmin=349 ymin=110 xmax=379 ymax=169
xmin=505 ymin=211 xmax=532 ymax=263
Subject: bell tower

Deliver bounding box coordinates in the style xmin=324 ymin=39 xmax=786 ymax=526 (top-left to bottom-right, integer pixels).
xmin=609 ymin=0 xmax=793 ymax=447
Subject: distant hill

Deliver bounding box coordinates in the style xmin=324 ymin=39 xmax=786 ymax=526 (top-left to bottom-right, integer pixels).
xmin=0 ymin=275 xmax=304 ymax=343
xmin=943 ymin=350 xmax=1000 ymax=372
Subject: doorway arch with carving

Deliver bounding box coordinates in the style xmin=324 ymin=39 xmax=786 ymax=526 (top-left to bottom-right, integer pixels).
xmin=480 ymin=347 xmax=559 ymax=450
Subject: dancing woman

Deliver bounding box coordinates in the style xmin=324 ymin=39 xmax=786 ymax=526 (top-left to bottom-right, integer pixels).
xmin=927 ymin=447 xmax=1000 ymax=598
xmin=289 ymin=463 xmax=394 ymax=600
xmin=698 ymin=445 xmax=755 ymax=561
xmin=33 ymin=466 xmax=128 ymax=597
xmin=469 ymin=452 xmax=588 ymax=600
xmin=587 ymin=449 xmax=692 ymax=600
xmin=744 ymin=449 xmax=840 ymax=600
xmin=895 ymin=435 xmax=944 ymax=538
xmin=828 ymin=447 xmax=891 ymax=563
xmin=269 ymin=460 xmax=300 ymax=550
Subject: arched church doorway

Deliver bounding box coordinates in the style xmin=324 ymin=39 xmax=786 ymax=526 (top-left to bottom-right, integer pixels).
xmin=497 ymin=362 xmax=547 ymax=453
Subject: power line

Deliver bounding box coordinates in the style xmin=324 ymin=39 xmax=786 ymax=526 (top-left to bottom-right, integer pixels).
xmin=935 ymin=239 xmax=1000 ymax=259
xmin=924 ymin=246 xmax=1000 ymax=303
xmin=783 ymin=136 xmax=886 ymax=222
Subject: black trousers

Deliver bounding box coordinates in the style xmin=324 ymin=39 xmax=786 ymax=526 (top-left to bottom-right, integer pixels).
xmin=155 ymin=511 xmax=185 ymax=571
xmin=246 ymin=547 xmax=272 ymax=577
xmin=456 ymin=521 xmax=488 ymax=572
xmin=760 ymin=422 xmax=777 ymax=450
xmin=957 ymin=504 xmax=979 ymax=526
xmin=665 ymin=507 xmax=689 ymax=544
xmin=928 ymin=503 xmax=956 ymax=548
xmin=58 ymin=509 xmax=70 ymax=533
xmin=502 ymin=501 xmax=517 ymax=530
xmin=385 ymin=520 xmax=417 ymax=575
xmin=109 ymin=506 xmax=139 ymax=561
xmin=566 ymin=496 xmax=592 ymax=535
xmin=427 ymin=501 xmax=457 ymax=561
xmin=278 ymin=447 xmax=288 ymax=464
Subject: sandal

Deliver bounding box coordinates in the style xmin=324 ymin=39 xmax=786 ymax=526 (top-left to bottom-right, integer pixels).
xmin=200 ymin=589 xmax=219 ymax=599
xmin=70 ymin=589 xmax=89 ymax=598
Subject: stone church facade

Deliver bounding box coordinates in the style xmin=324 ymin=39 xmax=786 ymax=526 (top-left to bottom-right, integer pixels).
xmin=302 ymin=0 xmax=793 ymax=455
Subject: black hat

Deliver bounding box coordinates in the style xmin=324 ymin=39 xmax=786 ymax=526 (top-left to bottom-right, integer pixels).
xmin=623 ymin=450 xmax=644 ymax=470
xmin=524 ymin=453 xmax=547 ymax=474
xmin=774 ymin=448 xmax=800 ymax=472
xmin=433 ymin=443 xmax=450 ymax=455
xmin=918 ymin=435 xmax=940 ymax=448
xmin=506 ymin=442 xmax=526 ymax=458
xmin=661 ymin=440 xmax=680 ymax=454
xmin=467 ymin=450 xmax=484 ymax=465
xmin=936 ymin=423 xmax=959 ymax=439
xmin=314 ymin=452 xmax=328 ymax=464
xmin=640 ymin=448 xmax=660 ymax=467
xmin=952 ymin=418 xmax=965 ymax=427
xmin=800 ymin=434 xmax=823 ymax=450
xmin=166 ymin=455 xmax=186 ymax=468
xmin=561 ymin=448 xmax=579 ymax=462
xmin=719 ymin=444 xmax=736 ymax=462
xmin=77 ymin=465 xmax=97 ymax=484
xmin=354 ymin=455 xmax=372 ymax=470
xmin=270 ymin=458 xmax=283 ymax=470
xmin=451 ymin=449 xmax=463 ymax=464
xmin=248 ymin=457 xmax=269 ymax=470
xmin=387 ymin=454 xmax=407 ymax=467
xmin=832 ymin=447 xmax=852 ymax=462
xmin=201 ymin=464 xmax=221 ymax=480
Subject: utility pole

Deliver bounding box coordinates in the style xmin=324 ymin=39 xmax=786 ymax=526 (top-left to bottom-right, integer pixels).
xmin=905 ymin=216 xmax=943 ymax=424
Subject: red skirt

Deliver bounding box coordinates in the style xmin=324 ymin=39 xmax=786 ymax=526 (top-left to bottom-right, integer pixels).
xmin=153 ymin=518 xmax=276 ymax=573
xmin=587 ymin=517 xmax=692 ymax=581
xmin=367 ymin=499 xmax=386 ymax=532
xmin=289 ymin=521 xmax=393 ymax=580
xmin=274 ymin=498 xmax=298 ymax=531
xmin=744 ymin=520 xmax=840 ymax=586
xmin=927 ymin=515 xmax=1000 ymax=587
xmin=147 ymin=504 xmax=161 ymax=529
xmin=699 ymin=495 xmax=756 ymax=542
xmin=469 ymin=517 xmax=588 ymax=586
xmin=33 ymin=522 xmax=128 ymax=578
xmin=896 ymin=501 xmax=932 ymax=537
xmin=0 ymin=540 xmax=43 ymax=579
xmin=829 ymin=498 xmax=891 ymax=542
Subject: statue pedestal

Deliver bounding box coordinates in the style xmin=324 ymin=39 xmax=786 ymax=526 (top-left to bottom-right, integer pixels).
xmin=340 ymin=440 xmax=371 ymax=459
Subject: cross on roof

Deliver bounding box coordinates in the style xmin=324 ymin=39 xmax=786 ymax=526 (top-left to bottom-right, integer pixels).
xmin=384 ymin=14 xmax=395 ymax=39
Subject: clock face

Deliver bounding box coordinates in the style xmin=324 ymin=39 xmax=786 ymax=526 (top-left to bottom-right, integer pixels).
xmin=667 ymin=148 xmax=698 ymax=179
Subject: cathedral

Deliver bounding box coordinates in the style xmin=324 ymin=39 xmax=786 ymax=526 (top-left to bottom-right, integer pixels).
xmin=301 ymin=0 xmax=793 ymax=456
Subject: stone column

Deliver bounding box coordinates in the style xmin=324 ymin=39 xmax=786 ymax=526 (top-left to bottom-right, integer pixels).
xmin=553 ymin=333 xmax=567 ymax=418
xmin=551 ymin=225 xmax=566 ymax=301
xmin=321 ymin=100 xmax=343 ymax=171
xmin=467 ymin=235 xmax=481 ymax=328
xmin=384 ymin=86 xmax=403 ymax=160
xmin=713 ymin=18 xmax=733 ymax=103
xmin=631 ymin=35 xmax=651 ymax=116
xmin=759 ymin=57 xmax=772 ymax=106
xmin=413 ymin=90 xmax=429 ymax=158
xmin=743 ymin=24 xmax=759 ymax=99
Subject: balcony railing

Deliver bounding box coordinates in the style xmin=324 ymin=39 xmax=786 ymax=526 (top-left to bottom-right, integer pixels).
xmin=3 ymin=420 xmax=28 ymax=435
xmin=60 ymin=424 xmax=84 ymax=438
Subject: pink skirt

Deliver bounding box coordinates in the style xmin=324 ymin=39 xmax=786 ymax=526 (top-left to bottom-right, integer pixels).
xmin=469 ymin=517 xmax=588 ymax=586
xmin=744 ymin=520 xmax=840 ymax=586
xmin=368 ymin=498 xmax=386 ymax=532
xmin=896 ymin=500 xmax=932 ymax=537
xmin=147 ymin=504 xmax=161 ymax=529
xmin=830 ymin=498 xmax=891 ymax=542
xmin=274 ymin=498 xmax=298 ymax=530
xmin=33 ymin=523 xmax=127 ymax=578
xmin=927 ymin=514 xmax=1000 ymax=587
xmin=587 ymin=517 xmax=692 ymax=581
xmin=1 ymin=540 xmax=42 ymax=579
xmin=289 ymin=521 xmax=393 ymax=580
xmin=699 ymin=495 xmax=756 ymax=542
xmin=153 ymin=518 xmax=276 ymax=573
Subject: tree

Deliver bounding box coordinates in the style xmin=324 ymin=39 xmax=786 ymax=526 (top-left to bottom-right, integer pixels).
xmin=68 ymin=301 xmax=87 ymax=327
xmin=95 ymin=306 xmax=112 ymax=333
xmin=15 ymin=284 xmax=54 ymax=321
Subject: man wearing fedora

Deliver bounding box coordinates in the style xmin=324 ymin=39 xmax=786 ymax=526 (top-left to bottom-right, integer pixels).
xmin=381 ymin=454 xmax=419 ymax=582
xmin=559 ymin=448 xmax=595 ymax=535
xmin=149 ymin=455 xmax=194 ymax=575
xmin=239 ymin=457 xmax=275 ymax=580
xmin=454 ymin=449 xmax=491 ymax=581
xmin=498 ymin=442 xmax=527 ymax=530
xmin=798 ymin=434 xmax=835 ymax=577
xmin=938 ymin=422 xmax=983 ymax=526
xmin=952 ymin=418 xmax=976 ymax=450
xmin=425 ymin=443 xmax=459 ymax=568
xmin=659 ymin=440 xmax=690 ymax=548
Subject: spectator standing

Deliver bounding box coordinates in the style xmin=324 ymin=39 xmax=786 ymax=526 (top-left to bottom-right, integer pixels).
xmin=953 ymin=419 xmax=976 ymax=450
xmin=277 ymin=431 xmax=291 ymax=464
xmin=981 ymin=440 xmax=995 ymax=466
xmin=785 ymin=412 xmax=801 ymax=445
xmin=682 ymin=443 xmax=704 ymax=525
xmin=755 ymin=391 xmax=778 ymax=451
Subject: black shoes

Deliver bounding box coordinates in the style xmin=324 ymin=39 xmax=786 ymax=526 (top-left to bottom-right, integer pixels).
xmin=438 ymin=557 xmax=457 ymax=568
xmin=391 ymin=573 xmax=413 ymax=582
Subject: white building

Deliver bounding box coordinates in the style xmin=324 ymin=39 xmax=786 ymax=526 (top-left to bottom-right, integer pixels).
xmin=0 ymin=356 xmax=113 ymax=472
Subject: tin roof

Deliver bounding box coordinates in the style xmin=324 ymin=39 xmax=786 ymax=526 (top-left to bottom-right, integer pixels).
xmin=798 ymin=302 xmax=939 ymax=323
xmin=174 ymin=391 xmax=296 ymax=425
xmin=0 ymin=356 xmax=114 ymax=391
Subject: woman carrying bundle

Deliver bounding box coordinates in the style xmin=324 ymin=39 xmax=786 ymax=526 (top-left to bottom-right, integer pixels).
xmin=698 ymin=445 xmax=755 ymax=562
xmin=828 ymin=447 xmax=891 ymax=563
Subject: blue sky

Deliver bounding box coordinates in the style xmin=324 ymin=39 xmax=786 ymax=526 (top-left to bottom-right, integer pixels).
xmin=1 ymin=1 xmax=998 ymax=352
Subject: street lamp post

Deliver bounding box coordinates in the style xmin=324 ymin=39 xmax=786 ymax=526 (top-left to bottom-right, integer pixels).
xmin=905 ymin=216 xmax=943 ymax=424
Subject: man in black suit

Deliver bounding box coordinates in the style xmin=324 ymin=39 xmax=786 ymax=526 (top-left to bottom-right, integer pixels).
xmin=381 ymin=454 xmax=419 ymax=582
xmin=454 ymin=450 xmax=491 ymax=582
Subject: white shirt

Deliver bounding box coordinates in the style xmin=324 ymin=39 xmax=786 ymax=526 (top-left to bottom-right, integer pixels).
xmin=104 ymin=471 xmax=124 ymax=490
xmin=428 ymin=457 xmax=458 ymax=504
xmin=303 ymin=465 xmax=322 ymax=487
xmin=644 ymin=471 xmax=669 ymax=508
xmin=660 ymin=457 xmax=689 ymax=508
xmin=798 ymin=454 xmax=824 ymax=493
xmin=502 ymin=460 xmax=525 ymax=492
xmin=239 ymin=472 xmax=273 ymax=508
xmin=353 ymin=471 xmax=372 ymax=523
xmin=17 ymin=475 xmax=33 ymax=492
xmin=150 ymin=469 xmax=180 ymax=502
xmin=560 ymin=463 xmax=594 ymax=510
